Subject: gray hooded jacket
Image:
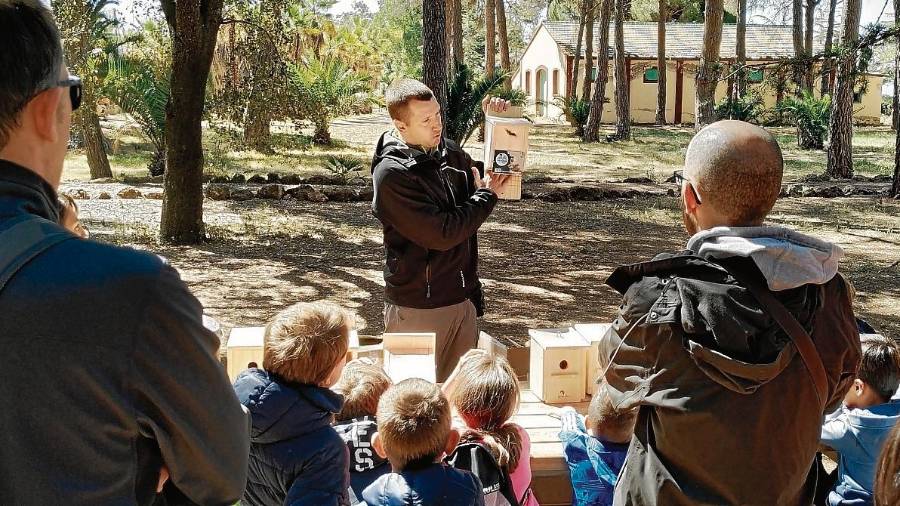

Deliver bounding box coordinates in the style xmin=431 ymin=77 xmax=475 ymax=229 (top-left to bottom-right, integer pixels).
xmin=600 ymin=226 xmax=861 ymax=505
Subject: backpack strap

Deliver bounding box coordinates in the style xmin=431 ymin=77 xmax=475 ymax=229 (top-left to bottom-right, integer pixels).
xmin=720 ymin=259 xmax=829 ymax=408
xmin=0 ymin=214 xmax=75 ymax=294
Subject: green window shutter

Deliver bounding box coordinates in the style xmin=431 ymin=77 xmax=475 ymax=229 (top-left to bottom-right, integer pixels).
xmin=643 ymin=67 xmax=659 ymax=83
xmin=748 ymin=69 xmax=764 ymax=83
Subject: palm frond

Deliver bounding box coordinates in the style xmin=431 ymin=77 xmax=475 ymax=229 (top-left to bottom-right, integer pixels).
xmin=445 ymin=64 xmax=507 ymax=145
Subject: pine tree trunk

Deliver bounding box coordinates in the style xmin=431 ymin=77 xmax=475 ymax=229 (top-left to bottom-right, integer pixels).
xmin=792 ymin=0 xmax=805 ymax=93
xmin=825 ymin=0 xmax=861 ymax=179
xmin=485 ymin=0 xmax=496 ymax=77
xmin=584 ymin=0 xmax=613 ymax=141
xmin=496 ymin=0 xmax=511 ymax=89
xmin=424 ymin=0 xmax=449 ymax=114
xmin=159 ymin=0 xmax=225 ymax=244
xmin=893 ymin=0 xmax=900 ymax=130
xmin=732 ymin=0 xmax=746 ymax=102
xmin=695 ymin=0 xmax=723 ymax=130
xmin=821 ymin=0 xmax=838 ymax=96
xmin=894 ymin=125 xmax=900 ymax=196
xmin=569 ymin=4 xmax=587 ymax=101
xmin=803 ymin=0 xmax=818 ymax=94
xmin=447 ymin=0 xmax=463 ymax=71
xmin=581 ymin=0 xmax=595 ymax=100
xmin=655 ymin=0 xmax=667 ymax=125
xmin=614 ymin=0 xmax=630 ymax=140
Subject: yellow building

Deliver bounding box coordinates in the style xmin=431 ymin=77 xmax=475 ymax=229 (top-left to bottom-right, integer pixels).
xmin=512 ymin=21 xmax=883 ymax=125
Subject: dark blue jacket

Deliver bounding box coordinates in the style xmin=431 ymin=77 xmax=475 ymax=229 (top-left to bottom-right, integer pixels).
xmin=234 ymin=368 xmax=351 ymax=506
xmin=0 ymin=160 xmax=249 ymax=505
xmin=334 ymin=416 xmax=391 ymax=504
xmin=361 ymin=463 xmax=485 ymax=506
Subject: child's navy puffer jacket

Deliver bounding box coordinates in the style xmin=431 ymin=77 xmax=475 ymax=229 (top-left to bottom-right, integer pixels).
xmin=234 ymin=368 xmax=350 ymax=506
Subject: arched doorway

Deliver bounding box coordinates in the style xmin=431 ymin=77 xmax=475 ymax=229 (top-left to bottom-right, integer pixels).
xmin=536 ymin=68 xmax=549 ymax=117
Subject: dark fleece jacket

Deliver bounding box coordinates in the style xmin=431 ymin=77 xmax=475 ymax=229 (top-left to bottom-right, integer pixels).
xmin=234 ymin=368 xmax=350 ymax=506
xmin=371 ymin=132 xmax=496 ymax=313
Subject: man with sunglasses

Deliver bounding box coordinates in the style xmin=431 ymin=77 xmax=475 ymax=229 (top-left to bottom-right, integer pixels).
xmin=597 ymin=120 xmax=861 ymax=504
xmin=0 ymin=2 xmax=249 ymax=504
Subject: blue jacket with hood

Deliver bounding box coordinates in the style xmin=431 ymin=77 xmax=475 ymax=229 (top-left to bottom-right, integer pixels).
xmin=234 ymin=368 xmax=350 ymax=506
xmin=822 ymin=401 xmax=900 ymax=505
xmin=361 ymin=462 xmax=485 ymax=506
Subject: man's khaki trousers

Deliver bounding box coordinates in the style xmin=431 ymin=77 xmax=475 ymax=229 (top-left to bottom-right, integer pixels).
xmin=384 ymin=300 xmax=477 ymax=383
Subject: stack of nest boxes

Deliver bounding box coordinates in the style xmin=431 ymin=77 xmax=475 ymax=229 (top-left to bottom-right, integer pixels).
xmin=527 ymin=324 xmax=618 ymax=404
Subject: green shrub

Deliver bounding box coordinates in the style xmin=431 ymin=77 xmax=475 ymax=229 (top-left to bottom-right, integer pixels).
xmin=715 ymin=92 xmax=764 ymax=123
xmin=323 ymin=155 xmax=366 ymax=184
xmin=553 ymin=96 xmax=590 ymax=137
xmin=777 ymin=92 xmax=831 ymax=150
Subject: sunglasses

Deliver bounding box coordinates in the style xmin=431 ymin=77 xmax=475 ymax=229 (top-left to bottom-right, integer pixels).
xmin=672 ymin=170 xmax=702 ymax=204
xmin=56 ymin=76 xmax=83 ymax=111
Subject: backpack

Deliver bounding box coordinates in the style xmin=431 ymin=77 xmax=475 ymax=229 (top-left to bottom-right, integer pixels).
xmin=445 ymin=441 xmax=520 ymax=506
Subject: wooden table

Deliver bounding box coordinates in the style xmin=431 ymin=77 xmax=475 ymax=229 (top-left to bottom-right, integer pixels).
xmin=513 ymin=388 xmax=589 ymax=506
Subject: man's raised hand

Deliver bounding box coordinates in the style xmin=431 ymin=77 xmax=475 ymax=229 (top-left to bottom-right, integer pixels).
xmin=472 ymin=167 xmax=509 ymax=195
xmin=481 ymin=95 xmax=511 ymax=115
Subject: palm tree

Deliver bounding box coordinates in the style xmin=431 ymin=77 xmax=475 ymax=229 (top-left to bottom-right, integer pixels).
xmin=777 ymin=91 xmax=831 ymax=149
xmin=445 ymin=64 xmax=509 ymax=144
xmin=826 ymin=0 xmax=861 ymax=179
xmin=52 ymin=0 xmax=114 ymax=179
xmin=695 ymin=0 xmax=723 ymax=130
xmin=103 ymin=54 xmax=170 ymax=176
xmin=290 ymin=56 xmax=372 ymax=144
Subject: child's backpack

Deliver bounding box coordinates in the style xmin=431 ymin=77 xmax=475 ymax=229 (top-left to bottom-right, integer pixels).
xmin=445 ymin=441 xmax=520 ymax=506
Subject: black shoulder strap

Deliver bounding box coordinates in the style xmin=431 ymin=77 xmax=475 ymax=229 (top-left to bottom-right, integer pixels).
xmin=0 ymin=215 xmax=75 ymax=294
xmin=722 ymin=260 xmax=829 ymax=407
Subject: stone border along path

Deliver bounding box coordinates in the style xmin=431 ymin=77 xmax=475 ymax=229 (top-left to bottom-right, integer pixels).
xmin=59 ymin=175 xmax=897 ymax=203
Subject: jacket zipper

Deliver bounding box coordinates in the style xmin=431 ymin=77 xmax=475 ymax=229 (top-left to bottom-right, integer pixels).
xmin=460 ymin=270 xmax=465 ymax=288
xmin=425 ymin=251 xmax=432 ymax=299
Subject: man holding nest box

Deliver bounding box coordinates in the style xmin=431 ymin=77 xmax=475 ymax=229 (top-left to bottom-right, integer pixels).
xmin=371 ymin=78 xmax=513 ymax=382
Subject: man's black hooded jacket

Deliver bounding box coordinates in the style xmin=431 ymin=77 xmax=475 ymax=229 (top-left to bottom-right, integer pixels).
xmin=371 ymin=132 xmax=497 ymax=312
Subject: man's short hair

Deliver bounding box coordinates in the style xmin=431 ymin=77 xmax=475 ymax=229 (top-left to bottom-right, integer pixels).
xmin=376 ymin=378 xmax=451 ymax=470
xmin=0 ymin=0 xmax=64 ymax=149
xmin=588 ymin=386 xmax=637 ymax=443
xmin=385 ymin=79 xmax=434 ymax=122
xmin=263 ymin=301 xmax=353 ymax=385
xmin=333 ymin=360 xmax=392 ymax=421
xmin=858 ymin=336 xmax=900 ymax=402
xmin=686 ymin=120 xmax=784 ymax=225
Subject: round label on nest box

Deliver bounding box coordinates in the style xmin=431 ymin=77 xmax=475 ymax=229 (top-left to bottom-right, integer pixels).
xmin=494 ymin=151 xmax=511 ymax=171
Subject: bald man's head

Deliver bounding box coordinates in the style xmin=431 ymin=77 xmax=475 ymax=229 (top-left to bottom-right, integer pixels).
xmin=684 ymin=120 xmax=783 ymax=226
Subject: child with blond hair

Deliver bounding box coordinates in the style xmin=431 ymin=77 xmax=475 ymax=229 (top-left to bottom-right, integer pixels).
xmin=233 ymin=301 xmax=353 ymax=506
xmin=363 ymin=378 xmax=484 ymax=506
xmin=557 ymin=383 xmax=637 ymax=506
xmin=332 ymin=359 xmax=393 ymax=504
xmin=443 ymin=350 xmax=538 ymax=506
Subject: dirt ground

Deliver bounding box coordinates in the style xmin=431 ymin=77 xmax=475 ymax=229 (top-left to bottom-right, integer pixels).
xmin=61 ymin=114 xmax=900 ymax=345
xmin=71 ymin=193 xmax=900 ymax=347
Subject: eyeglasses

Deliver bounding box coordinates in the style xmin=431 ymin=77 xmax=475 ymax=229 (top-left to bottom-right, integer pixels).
xmin=55 ymin=76 xmax=83 ymax=111
xmin=673 ymin=170 xmax=702 ymax=204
